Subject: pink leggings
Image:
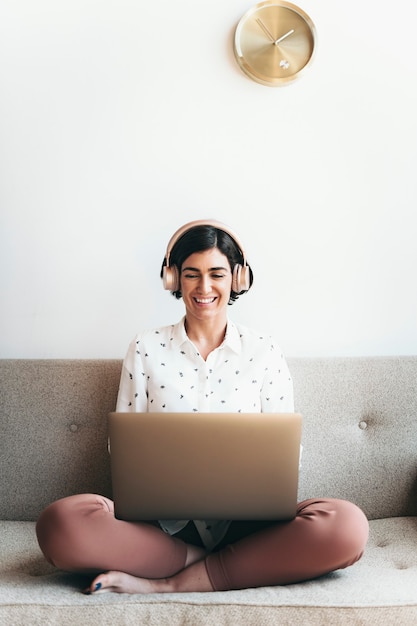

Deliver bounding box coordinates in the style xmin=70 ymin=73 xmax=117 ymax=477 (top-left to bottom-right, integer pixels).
xmin=36 ymin=494 xmax=368 ymax=590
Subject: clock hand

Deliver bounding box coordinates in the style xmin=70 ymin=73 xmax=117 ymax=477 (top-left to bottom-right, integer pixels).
xmin=256 ymin=18 xmax=276 ymax=43
xmin=275 ymin=29 xmax=295 ymax=45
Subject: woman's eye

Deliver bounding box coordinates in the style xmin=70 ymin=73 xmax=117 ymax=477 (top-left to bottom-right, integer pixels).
xmin=183 ymin=272 xmax=226 ymax=280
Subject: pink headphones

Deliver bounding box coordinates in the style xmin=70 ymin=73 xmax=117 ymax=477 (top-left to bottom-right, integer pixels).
xmin=162 ymin=219 xmax=251 ymax=293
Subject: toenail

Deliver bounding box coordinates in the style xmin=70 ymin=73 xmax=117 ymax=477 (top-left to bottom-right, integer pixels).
xmin=94 ymin=582 xmax=102 ymax=591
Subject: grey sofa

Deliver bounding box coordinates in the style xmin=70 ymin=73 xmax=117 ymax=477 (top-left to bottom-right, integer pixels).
xmin=1 ymin=357 xmax=416 ymax=625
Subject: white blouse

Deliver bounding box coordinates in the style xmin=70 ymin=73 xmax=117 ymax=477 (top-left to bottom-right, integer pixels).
xmin=116 ymin=317 xmax=294 ymax=550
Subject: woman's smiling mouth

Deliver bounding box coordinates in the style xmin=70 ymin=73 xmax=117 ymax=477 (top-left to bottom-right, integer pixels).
xmin=194 ymin=297 xmax=216 ymax=304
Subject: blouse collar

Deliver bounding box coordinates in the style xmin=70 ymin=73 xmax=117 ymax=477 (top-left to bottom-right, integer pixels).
xmin=171 ymin=317 xmax=242 ymax=355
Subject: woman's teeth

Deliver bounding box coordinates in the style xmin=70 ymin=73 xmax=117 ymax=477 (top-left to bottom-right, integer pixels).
xmin=195 ymin=298 xmax=215 ymax=304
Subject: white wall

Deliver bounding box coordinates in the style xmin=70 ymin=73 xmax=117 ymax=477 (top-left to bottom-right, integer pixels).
xmin=1 ymin=0 xmax=416 ymax=358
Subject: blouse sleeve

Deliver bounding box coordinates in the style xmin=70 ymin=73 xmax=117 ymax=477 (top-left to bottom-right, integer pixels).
xmin=116 ymin=336 xmax=148 ymax=412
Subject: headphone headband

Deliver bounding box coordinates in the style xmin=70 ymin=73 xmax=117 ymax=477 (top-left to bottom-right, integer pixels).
xmin=162 ymin=219 xmax=250 ymax=293
xmin=164 ymin=219 xmax=247 ymax=270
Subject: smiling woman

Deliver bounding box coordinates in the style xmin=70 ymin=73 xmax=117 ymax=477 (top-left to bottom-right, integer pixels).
xmin=36 ymin=219 xmax=368 ymax=596
xmin=159 ymin=220 xmax=254 ymax=358
xmin=161 ymin=219 xmax=253 ymax=302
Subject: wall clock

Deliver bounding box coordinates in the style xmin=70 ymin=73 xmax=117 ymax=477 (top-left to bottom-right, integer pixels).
xmin=234 ymin=1 xmax=316 ymax=86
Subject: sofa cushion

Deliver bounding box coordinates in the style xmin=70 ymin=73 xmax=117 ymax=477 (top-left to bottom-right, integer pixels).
xmin=1 ymin=518 xmax=416 ymax=625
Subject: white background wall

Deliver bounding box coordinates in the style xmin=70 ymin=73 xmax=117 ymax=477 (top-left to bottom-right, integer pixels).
xmin=1 ymin=0 xmax=416 ymax=359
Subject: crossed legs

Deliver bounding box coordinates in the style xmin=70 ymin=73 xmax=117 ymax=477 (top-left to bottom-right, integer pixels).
xmin=36 ymin=494 xmax=368 ymax=593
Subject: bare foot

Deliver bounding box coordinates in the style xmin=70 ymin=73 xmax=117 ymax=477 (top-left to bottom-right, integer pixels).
xmin=83 ymin=543 xmax=210 ymax=595
xmin=84 ymin=571 xmax=167 ymax=595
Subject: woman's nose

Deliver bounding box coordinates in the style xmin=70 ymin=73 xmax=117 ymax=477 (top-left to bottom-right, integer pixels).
xmin=198 ymin=275 xmax=211 ymax=293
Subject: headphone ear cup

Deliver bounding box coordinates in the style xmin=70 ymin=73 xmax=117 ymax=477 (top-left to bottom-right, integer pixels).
xmin=232 ymin=264 xmax=250 ymax=293
xmin=162 ymin=265 xmax=180 ymax=291
xmin=239 ymin=264 xmax=250 ymax=291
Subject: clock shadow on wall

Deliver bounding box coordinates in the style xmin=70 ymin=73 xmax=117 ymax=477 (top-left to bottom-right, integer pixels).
xmin=232 ymin=1 xmax=316 ymax=87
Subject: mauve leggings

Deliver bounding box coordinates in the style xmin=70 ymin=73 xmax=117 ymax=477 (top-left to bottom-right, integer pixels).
xmin=36 ymin=494 xmax=368 ymax=590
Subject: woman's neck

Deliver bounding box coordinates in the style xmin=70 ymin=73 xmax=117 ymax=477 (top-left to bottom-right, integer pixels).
xmin=184 ymin=316 xmax=227 ymax=361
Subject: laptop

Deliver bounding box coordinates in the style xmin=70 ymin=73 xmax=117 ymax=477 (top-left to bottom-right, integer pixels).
xmin=108 ymin=411 xmax=302 ymax=521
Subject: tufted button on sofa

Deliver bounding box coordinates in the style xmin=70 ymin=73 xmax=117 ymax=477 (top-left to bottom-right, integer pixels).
xmin=1 ymin=357 xmax=416 ymax=625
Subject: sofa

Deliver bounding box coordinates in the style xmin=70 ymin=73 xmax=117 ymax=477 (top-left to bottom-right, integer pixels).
xmin=1 ymin=357 xmax=416 ymax=625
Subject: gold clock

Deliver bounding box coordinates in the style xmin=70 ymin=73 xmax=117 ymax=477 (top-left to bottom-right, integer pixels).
xmin=234 ymin=1 xmax=316 ymax=86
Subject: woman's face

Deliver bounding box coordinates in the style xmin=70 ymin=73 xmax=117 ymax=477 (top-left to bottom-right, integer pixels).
xmin=180 ymin=247 xmax=233 ymax=323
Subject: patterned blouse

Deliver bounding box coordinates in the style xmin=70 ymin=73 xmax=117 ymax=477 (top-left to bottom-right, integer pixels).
xmin=116 ymin=317 xmax=294 ymax=550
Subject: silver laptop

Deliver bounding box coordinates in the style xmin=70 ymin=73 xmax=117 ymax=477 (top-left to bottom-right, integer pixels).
xmin=108 ymin=411 xmax=302 ymax=521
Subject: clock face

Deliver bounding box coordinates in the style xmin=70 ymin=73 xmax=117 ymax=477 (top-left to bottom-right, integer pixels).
xmin=234 ymin=1 xmax=316 ymax=86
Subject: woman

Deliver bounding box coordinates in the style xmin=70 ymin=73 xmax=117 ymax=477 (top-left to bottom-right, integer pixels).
xmin=36 ymin=219 xmax=369 ymax=594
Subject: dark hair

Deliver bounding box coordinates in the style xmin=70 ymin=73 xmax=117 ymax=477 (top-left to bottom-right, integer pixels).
xmin=160 ymin=225 xmax=253 ymax=304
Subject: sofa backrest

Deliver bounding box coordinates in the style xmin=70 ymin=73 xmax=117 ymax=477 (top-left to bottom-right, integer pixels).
xmin=291 ymin=357 xmax=417 ymax=519
xmin=1 ymin=358 xmax=416 ymax=521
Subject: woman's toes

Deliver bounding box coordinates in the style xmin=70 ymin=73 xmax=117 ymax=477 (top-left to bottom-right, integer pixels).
xmin=83 ymin=576 xmax=107 ymax=594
